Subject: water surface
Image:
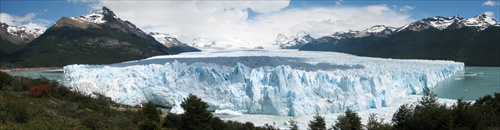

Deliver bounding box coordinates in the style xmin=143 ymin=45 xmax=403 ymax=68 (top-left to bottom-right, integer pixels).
xmin=431 ymin=67 xmax=500 ymax=100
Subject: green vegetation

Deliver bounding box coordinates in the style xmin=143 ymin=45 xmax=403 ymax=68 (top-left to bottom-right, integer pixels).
xmin=332 ymin=109 xmax=362 ymax=130
xmin=3 ymin=26 xmax=171 ymax=68
xmin=392 ymin=92 xmax=500 ymax=130
xmin=308 ymin=114 xmax=326 ymax=130
xmin=2 ymin=71 xmax=499 ymax=129
xmin=0 ymin=71 xmax=140 ymax=129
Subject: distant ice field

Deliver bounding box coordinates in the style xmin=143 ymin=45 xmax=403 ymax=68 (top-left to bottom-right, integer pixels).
xmin=64 ymin=49 xmax=464 ymax=116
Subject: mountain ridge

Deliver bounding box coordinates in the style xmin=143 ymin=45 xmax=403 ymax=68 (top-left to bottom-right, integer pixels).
xmin=3 ymin=7 xmax=178 ymax=67
xmin=299 ymin=13 xmax=500 ymax=66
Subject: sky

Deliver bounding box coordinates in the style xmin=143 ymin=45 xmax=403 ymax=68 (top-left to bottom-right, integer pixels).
xmin=1 ymin=0 xmax=499 ymax=45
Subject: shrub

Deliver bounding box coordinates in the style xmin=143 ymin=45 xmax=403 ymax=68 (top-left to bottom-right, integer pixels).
xmin=0 ymin=100 xmax=29 ymax=123
xmin=0 ymin=71 xmax=13 ymax=90
xmin=28 ymin=84 xmax=51 ymax=98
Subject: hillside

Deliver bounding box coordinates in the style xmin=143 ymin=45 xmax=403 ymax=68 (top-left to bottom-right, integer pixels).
xmin=300 ymin=14 xmax=500 ymax=66
xmin=5 ymin=7 xmax=176 ymax=67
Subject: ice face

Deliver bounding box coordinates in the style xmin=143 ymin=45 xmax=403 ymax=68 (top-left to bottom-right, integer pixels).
xmin=64 ymin=50 xmax=463 ymax=116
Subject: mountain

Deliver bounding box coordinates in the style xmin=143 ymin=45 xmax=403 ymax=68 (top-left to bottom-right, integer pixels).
xmin=274 ymin=32 xmax=315 ymax=49
xmin=149 ymin=32 xmax=200 ymax=53
xmin=190 ymin=37 xmax=217 ymax=48
xmin=0 ymin=23 xmax=44 ymax=53
xmin=9 ymin=7 xmax=175 ymax=67
xmin=300 ymin=13 xmax=500 ymax=66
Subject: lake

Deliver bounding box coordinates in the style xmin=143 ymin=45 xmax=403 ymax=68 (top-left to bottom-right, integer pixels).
xmin=7 ymin=66 xmax=500 ymax=101
xmin=431 ymin=67 xmax=500 ymax=100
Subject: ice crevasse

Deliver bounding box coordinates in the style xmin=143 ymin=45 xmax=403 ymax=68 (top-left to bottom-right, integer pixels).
xmin=64 ymin=50 xmax=464 ymax=116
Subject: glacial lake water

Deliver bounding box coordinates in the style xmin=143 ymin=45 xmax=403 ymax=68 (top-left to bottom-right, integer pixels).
xmin=6 ymin=67 xmax=500 ymax=101
xmin=431 ymin=67 xmax=500 ymax=100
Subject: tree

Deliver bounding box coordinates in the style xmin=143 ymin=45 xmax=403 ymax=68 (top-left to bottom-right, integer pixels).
xmin=289 ymin=118 xmax=299 ymax=130
xmin=163 ymin=113 xmax=182 ymax=129
xmin=366 ymin=113 xmax=393 ymax=130
xmin=392 ymin=92 xmax=453 ymax=130
xmin=392 ymin=104 xmax=414 ymax=130
xmin=139 ymin=101 xmax=161 ymax=130
xmin=180 ymin=94 xmax=213 ymax=130
xmin=308 ymin=114 xmax=326 ymax=130
xmin=333 ymin=109 xmax=362 ymax=130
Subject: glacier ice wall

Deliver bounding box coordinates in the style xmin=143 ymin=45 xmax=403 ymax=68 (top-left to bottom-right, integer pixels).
xmin=64 ymin=50 xmax=463 ymax=116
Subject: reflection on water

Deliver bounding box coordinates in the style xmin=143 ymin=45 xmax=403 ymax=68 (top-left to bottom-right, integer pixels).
xmin=431 ymin=67 xmax=500 ymax=100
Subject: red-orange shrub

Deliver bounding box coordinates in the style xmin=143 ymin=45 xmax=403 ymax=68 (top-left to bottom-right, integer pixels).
xmin=28 ymin=84 xmax=51 ymax=98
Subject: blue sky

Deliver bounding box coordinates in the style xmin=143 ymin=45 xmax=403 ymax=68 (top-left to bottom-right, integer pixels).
xmin=1 ymin=0 xmax=499 ymax=45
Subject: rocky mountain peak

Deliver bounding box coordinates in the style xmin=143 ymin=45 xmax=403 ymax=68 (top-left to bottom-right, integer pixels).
xmin=0 ymin=22 xmax=45 ymax=44
xmin=274 ymin=32 xmax=315 ymax=49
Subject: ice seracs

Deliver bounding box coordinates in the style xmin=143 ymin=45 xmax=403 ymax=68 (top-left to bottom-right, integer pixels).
xmin=64 ymin=50 xmax=464 ymax=116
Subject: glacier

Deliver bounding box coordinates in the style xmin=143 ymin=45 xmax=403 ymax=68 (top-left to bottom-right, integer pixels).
xmin=64 ymin=49 xmax=463 ymax=116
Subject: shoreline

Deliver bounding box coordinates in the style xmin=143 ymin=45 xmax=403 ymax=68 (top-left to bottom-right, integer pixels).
xmin=0 ymin=67 xmax=63 ymax=73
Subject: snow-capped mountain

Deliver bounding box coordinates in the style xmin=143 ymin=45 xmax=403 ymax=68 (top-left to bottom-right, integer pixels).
xmin=149 ymin=32 xmax=200 ymax=53
xmin=150 ymin=32 xmax=181 ymax=46
xmin=54 ymin=6 xmax=151 ymax=40
xmin=274 ymin=32 xmax=315 ymax=49
xmin=327 ymin=25 xmax=397 ymax=40
xmin=300 ymin=13 xmax=500 ymax=66
xmin=354 ymin=25 xmax=397 ymax=38
xmin=190 ymin=37 xmax=217 ymax=47
xmin=11 ymin=6 xmax=177 ymax=67
xmin=72 ymin=8 xmax=114 ymax=24
xmin=397 ymin=13 xmax=499 ymax=32
xmin=0 ymin=22 xmax=44 ymax=44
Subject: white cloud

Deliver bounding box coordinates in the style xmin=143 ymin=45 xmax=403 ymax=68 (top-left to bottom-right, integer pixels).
xmin=336 ymin=0 xmax=343 ymax=5
xmin=484 ymin=11 xmax=495 ymax=16
xmin=482 ymin=0 xmax=500 ymax=6
xmin=79 ymin=1 xmax=414 ymax=47
xmin=399 ymin=5 xmax=415 ymax=12
xmin=0 ymin=13 xmax=50 ymax=30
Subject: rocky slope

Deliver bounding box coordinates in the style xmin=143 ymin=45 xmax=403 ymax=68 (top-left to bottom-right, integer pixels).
xmin=300 ymin=13 xmax=500 ymax=66
xmin=0 ymin=23 xmax=44 ymax=53
xmin=8 ymin=7 xmax=175 ymax=67
xmin=149 ymin=32 xmax=200 ymax=53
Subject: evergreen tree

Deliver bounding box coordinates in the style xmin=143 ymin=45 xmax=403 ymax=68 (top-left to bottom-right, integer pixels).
xmin=180 ymin=94 xmax=213 ymax=130
xmin=392 ymin=104 xmax=414 ymax=130
xmin=308 ymin=114 xmax=326 ymax=130
xmin=333 ymin=109 xmax=362 ymax=130
xmin=366 ymin=113 xmax=393 ymax=130
xmin=163 ymin=113 xmax=182 ymax=129
xmin=139 ymin=101 xmax=161 ymax=130
xmin=289 ymin=118 xmax=299 ymax=130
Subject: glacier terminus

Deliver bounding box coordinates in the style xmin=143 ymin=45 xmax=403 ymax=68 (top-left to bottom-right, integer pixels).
xmin=64 ymin=50 xmax=463 ymax=116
